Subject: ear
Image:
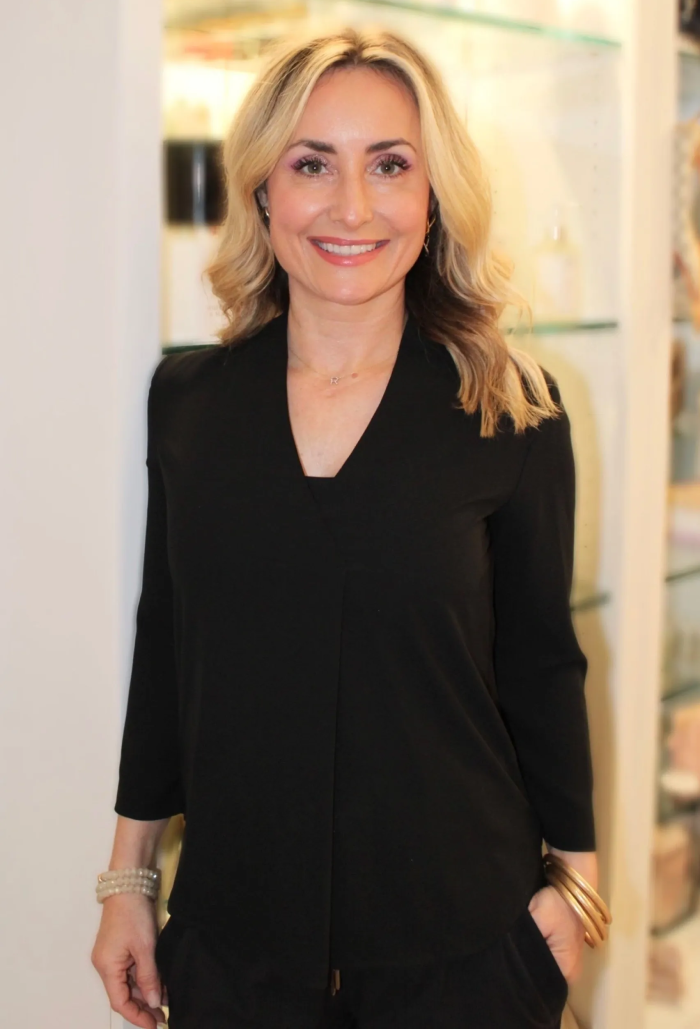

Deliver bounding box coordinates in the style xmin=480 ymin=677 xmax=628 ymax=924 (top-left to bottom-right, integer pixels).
xmin=256 ymin=186 xmax=268 ymax=208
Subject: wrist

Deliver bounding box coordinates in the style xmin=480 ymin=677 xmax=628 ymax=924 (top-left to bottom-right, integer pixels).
xmin=99 ymin=889 xmax=158 ymax=907
xmin=545 ymin=846 xmax=598 ymax=892
xmin=109 ymin=814 xmax=169 ymax=869
xmin=108 ymin=852 xmax=157 ymax=871
xmin=542 ymin=850 xmax=611 ymax=948
xmin=96 ymin=867 xmax=161 ymax=904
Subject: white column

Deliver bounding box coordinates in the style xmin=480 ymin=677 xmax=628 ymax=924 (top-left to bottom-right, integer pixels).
xmin=581 ymin=2 xmax=677 ymax=1028
xmin=0 ymin=2 xmax=161 ymax=1026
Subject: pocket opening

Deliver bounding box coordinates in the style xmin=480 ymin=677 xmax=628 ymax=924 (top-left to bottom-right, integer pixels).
xmin=512 ymin=905 xmax=569 ymax=1011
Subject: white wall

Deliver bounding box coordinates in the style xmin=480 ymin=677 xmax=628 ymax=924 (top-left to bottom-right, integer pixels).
xmin=0 ymin=2 xmax=161 ymax=1025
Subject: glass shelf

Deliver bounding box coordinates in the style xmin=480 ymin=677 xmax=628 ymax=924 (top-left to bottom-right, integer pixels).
xmin=164 ymin=0 xmax=306 ymax=31
xmin=679 ymin=33 xmax=700 ymax=60
xmin=657 ymin=794 xmax=700 ymax=828
xmin=571 ymin=585 xmax=611 ymax=613
xmin=506 ymin=320 xmax=619 ymax=337
xmin=666 ymin=564 xmax=700 ymax=584
xmin=671 ymin=319 xmax=700 ymax=336
xmin=349 ymin=0 xmax=621 ymax=48
xmin=162 ymin=342 xmax=217 ymax=355
xmin=662 ymin=679 xmax=700 ymax=705
xmin=164 ymin=0 xmax=621 ymax=47
xmin=667 ymin=543 xmax=700 ymax=583
xmin=163 ymin=321 xmax=620 ymax=355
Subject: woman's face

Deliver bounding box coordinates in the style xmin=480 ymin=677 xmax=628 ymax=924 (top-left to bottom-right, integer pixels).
xmin=260 ymin=67 xmax=432 ymax=309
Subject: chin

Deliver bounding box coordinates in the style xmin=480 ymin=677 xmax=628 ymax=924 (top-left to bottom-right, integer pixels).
xmin=319 ymin=290 xmax=388 ymax=307
xmin=304 ymin=281 xmax=386 ymax=305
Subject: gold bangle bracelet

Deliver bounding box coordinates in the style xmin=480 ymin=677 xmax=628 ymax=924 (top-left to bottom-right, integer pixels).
xmin=543 ymin=859 xmax=610 ymax=933
xmin=546 ymin=858 xmax=611 ymax=923
xmin=549 ymin=864 xmax=612 ymax=936
xmin=543 ymin=853 xmax=612 ymax=927
xmin=547 ymin=877 xmax=605 ymax=948
xmin=549 ymin=879 xmax=601 ymax=947
xmin=546 ymin=870 xmax=609 ymax=943
xmin=547 ymin=872 xmax=605 ymax=942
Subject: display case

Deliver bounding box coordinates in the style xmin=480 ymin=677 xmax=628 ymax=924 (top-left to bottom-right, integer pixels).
xmin=645 ymin=26 xmax=700 ymax=1025
xmin=155 ymin=4 xmax=679 ymax=1029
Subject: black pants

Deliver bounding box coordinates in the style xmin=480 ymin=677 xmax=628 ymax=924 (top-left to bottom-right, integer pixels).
xmin=156 ymin=903 xmax=568 ymax=1028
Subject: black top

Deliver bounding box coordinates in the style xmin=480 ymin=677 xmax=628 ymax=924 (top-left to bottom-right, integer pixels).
xmin=115 ymin=309 xmax=595 ymax=989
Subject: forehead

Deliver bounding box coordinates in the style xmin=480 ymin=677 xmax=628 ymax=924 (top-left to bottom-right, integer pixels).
xmin=295 ymin=67 xmax=421 ymax=139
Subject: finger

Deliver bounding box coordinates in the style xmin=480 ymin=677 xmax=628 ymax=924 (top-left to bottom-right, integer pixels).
xmin=131 ymin=982 xmax=166 ymax=1023
xmin=527 ymin=886 xmax=547 ymax=914
xmin=134 ymin=954 xmax=164 ymax=1012
xmin=103 ymin=971 xmax=159 ymax=1029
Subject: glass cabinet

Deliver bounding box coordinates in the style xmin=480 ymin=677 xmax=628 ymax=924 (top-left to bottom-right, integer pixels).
xmin=646 ymin=30 xmax=700 ymax=1023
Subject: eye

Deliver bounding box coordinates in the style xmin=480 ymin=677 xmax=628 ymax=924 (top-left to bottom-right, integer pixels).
xmin=374 ymin=154 xmax=411 ymax=176
xmin=292 ymin=155 xmax=328 ymax=176
xmin=291 ymin=153 xmax=411 ymax=177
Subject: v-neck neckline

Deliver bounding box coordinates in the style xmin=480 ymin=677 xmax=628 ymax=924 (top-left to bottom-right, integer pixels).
xmin=276 ymin=307 xmax=418 ymax=486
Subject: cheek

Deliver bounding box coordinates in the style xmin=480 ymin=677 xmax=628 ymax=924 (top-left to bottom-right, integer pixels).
xmin=270 ymin=177 xmax=324 ymax=227
xmin=268 ymin=209 xmax=312 ymax=262
xmin=272 ymin=206 xmax=325 ymax=256
xmin=385 ymin=194 xmax=430 ymax=238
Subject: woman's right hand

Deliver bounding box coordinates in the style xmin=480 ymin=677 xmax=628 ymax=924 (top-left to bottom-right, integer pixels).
xmin=91 ymin=893 xmax=167 ymax=1029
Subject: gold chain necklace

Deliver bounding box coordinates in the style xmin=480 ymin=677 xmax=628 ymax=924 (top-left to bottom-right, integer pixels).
xmin=287 ymin=312 xmax=408 ymax=386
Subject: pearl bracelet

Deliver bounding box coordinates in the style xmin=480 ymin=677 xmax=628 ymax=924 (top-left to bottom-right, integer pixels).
xmin=96 ymin=867 xmax=162 ymax=904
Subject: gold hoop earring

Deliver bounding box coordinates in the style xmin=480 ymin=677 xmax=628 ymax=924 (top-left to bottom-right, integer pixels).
xmin=423 ymin=214 xmax=436 ymax=255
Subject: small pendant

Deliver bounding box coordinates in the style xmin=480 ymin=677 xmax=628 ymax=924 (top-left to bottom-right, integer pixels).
xmin=329 ymin=376 xmax=339 ymax=386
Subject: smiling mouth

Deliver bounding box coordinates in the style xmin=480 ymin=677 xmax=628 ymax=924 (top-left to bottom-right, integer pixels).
xmin=311 ymin=240 xmax=388 ymax=255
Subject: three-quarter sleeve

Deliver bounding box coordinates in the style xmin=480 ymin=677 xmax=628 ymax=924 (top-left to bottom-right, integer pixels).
xmin=489 ymin=377 xmax=596 ymax=852
xmin=114 ymin=359 xmax=184 ymax=821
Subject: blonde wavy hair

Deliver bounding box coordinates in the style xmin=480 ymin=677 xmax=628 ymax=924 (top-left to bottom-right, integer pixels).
xmin=207 ymin=25 xmax=559 ymax=437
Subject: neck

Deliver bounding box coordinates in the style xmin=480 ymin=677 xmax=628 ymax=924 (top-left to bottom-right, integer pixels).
xmin=286 ymin=291 xmax=408 ymax=377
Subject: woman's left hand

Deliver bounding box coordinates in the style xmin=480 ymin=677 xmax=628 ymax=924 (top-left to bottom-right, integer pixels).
xmin=528 ymin=884 xmax=586 ymax=983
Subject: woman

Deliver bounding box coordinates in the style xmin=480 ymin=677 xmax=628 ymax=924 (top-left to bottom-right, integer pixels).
xmin=92 ymin=26 xmax=609 ymax=1029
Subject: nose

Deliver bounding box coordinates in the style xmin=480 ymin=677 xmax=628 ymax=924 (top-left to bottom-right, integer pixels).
xmin=329 ymin=168 xmax=373 ymax=228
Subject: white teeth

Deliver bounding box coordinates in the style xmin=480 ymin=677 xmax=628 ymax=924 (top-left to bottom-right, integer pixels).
xmin=315 ymin=241 xmax=382 ymax=255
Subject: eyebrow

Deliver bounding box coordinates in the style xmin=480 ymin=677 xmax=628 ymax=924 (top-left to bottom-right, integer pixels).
xmin=285 ymin=137 xmax=416 ymax=155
